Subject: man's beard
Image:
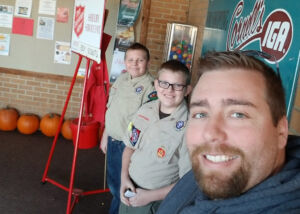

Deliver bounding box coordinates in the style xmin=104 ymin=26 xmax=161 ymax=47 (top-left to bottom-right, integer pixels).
xmin=191 ymin=144 xmax=250 ymax=199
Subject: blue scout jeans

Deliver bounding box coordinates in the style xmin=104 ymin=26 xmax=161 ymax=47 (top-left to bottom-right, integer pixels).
xmin=107 ymin=136 xmax=126 ymax=214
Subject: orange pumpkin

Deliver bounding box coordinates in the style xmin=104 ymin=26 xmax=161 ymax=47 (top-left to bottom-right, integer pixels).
xmin=17 ymin=114 xmax=40 ymax=135
xmin=0 ymin=107 xmax=19 ymax=131
xmin=40 ymin=113 xmax=61 ymax=137
xmin=61 ymin=119 xmax=73 ymax=140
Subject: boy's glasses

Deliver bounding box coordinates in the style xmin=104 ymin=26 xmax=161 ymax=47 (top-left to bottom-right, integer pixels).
xmin=157 ymin=80 xmax=186 ymax=91
xmin=241 ymin=50 xmax=280 ymax=78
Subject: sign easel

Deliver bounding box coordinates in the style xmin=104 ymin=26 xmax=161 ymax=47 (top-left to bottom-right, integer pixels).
xmin=41 ymin=1 xmax=110 ymax=213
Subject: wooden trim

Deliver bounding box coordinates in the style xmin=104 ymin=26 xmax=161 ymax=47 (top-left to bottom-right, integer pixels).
xmin=0 ymin=67 xmax=83 ymax=82
xmin=139 ymin=0 xmax=152 ymax=45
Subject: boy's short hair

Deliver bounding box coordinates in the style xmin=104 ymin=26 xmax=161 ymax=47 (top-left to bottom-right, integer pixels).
xmin=125 ymin=42 xmax=150 ymax=61
xmin=158 ymin=60 xmax=191 ymax=85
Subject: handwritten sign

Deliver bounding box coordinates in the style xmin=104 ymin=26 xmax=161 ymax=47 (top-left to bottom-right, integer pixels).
xmin=71 ymin=0 xmax=105 ymax=63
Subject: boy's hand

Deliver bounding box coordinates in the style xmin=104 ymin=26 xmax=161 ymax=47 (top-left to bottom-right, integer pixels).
xmin=100 ymin=130 xmax=108 ymax=154
xmin=129 ymin=188 xmax=152 ymax=207
xmin=120 ymin=177 xmax=136 ymax=206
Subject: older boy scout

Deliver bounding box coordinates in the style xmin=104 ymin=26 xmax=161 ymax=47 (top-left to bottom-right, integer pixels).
xmin=101 ymin=43 xmax=156 ymax=214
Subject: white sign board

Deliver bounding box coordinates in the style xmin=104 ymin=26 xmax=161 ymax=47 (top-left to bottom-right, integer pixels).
xmin=71 ymin=0 xmax=105 ymax=63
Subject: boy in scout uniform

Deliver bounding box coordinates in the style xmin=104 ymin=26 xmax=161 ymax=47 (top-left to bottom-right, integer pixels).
xmin=119 ymin=60 xmax=192 ymax=214
xmin=100 ymin=43 xmax=157 ymax=214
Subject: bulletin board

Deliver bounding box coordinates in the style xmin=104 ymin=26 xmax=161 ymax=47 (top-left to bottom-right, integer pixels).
xmin=0 ymin=0 xmax=118 ymax=77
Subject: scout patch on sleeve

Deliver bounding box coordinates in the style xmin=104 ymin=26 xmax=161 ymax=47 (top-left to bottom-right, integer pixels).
xmin=130 ymin=125 xmax=141 ymax=147
xmin=135 ymin=86 xmax=144 ymax=94
xmin=148 ymin=91 xmax=157 ymax=101
xmin=175 ymin=120 xmax=185 ymax=131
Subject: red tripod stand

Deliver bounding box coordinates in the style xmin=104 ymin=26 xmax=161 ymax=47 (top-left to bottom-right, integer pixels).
xmin=41 ymin=53 xmax=110 ymax=213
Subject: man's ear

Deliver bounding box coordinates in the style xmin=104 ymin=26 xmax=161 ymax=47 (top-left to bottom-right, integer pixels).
xmin=277 ymin=116 xmax=288 ymax=149
xmin=185 ymin=85 xmax=193 ymax=97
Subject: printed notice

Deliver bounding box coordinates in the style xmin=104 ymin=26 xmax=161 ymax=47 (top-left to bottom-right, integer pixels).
xmin=54 ymin=41 xmax=71 ymax=64
xmin=37 ymin=16 xmax=55 ymax=40
xmin=12 ymin=17 xmax=34 ymax=36
xmin=0 ymin=33 xmax=10 ymax=56
xmin=38 ymin=0 xmax=56 ymax=15
xmin=56 ymin=8 xmax=69 ymax=23
xmin=0 ymin=5 xmax=14 ymax=28
xmin=15 ymin=0 xmax=32 ymax=17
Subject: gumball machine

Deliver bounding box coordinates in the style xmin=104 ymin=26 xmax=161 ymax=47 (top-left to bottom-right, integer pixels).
xmin=163 ymin=23 xmax=198 ymax=70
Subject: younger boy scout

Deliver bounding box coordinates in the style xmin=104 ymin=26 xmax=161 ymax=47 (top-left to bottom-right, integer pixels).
xmin=119 ymin=60 xmax=192 ymax=214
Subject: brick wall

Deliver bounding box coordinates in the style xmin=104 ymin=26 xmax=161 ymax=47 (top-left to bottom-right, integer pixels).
xmin=145 ymin=0 xmax=190 ymax=75
xmin=0 ymin=68 xmax=83 ymax=120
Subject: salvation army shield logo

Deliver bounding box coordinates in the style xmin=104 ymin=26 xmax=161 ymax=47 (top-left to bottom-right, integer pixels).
xmin=74 ymin=5 xmax=85 ymax=37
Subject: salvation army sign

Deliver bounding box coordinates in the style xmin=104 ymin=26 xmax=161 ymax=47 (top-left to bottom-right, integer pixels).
xmin=71 ymin=0 xmax=106 ymax=63
xmin=74 ymin=5 xmax=85 ymax=37
xmin=202 ymin=0 xmax=299 ymax=120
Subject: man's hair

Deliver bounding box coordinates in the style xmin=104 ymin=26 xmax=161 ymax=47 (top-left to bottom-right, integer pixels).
xmin=158 ymin=60 xmax=191 ymax=85
xmin=196 ymin=51 xmax=286 ymax=126
xmin=125 ymin=42 xmax=150 ymax=61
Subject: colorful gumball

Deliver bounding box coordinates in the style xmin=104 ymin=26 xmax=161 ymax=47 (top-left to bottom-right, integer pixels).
xmin=183 ymin=52 xmax=188 ymax=59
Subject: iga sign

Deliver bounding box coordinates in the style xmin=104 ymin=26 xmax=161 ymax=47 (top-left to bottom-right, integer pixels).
xmin=202 ymin=0 xmax=300 ymax=119
xmin=71 ymin=0 xmax=106 ymax=63
xmin=227 ymin=0 xmax=293 ymax=62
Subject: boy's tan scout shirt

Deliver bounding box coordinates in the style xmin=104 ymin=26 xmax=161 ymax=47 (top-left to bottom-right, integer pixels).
xmin=105 ymin=72 xmax=156 ymax=141
xmin=123 ymin=99 xmax=191 ymax=190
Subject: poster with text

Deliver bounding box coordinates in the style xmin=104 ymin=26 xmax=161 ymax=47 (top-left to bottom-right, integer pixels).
xmin=15 ymin=0 xmax=32 ymax=17
xmin=71 ymin=0 xmax=106 ymax=63
xmin=54 ymin=41 xmax=71 ymax=64
xmin=0 ymin=33 xmax=10 ymax=56
xmin=0 ymin=5 xmax=14 ymax=28
xmin=202 ymin=0 xmax=300 ymax=120
xmin=56 ymin=8 xmax=69 ymax=23
xmin=36 ymin=16 xmax=55 ymax=40
xmin=38 ymin=0 xmax=56 ymax=15
xmin=118 ymin=0 xmax=141 ymax=26
xmin=109 ymin=0 xmax=141 ymax=82
xmin=110 ymin=49 xmax=126 ymax=82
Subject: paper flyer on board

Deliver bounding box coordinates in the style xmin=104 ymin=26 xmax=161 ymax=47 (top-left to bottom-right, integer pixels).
xmin=38 ymin=0 xmax=56 ymax=15
xmin=54 ymin=41 xmax=71 ymax=64
xmin=37 ymin=16 xmax=55 ymax=40
xmin=0 ymin=33 xmax=10 ymax=56
xmin=56 ymin=8 xmax=69 ymax=23
xmin=12 ymin=17 xmax=34 ymax=36
xmin=0 ymin=5 xmax=14 ymax=28
xmin=14 ymin=0 xmax=32 ymax=18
